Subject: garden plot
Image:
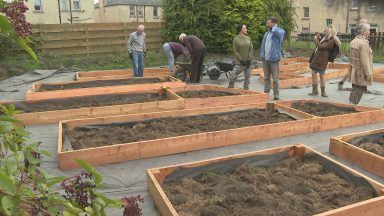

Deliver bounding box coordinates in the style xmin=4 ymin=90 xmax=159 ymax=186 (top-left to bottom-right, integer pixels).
xmin=147 ymin=144 xmax=384 ymax=216
xmin=373 ymin=67 xmax=384 ymax=83
xmin=276 ymin=99 xmax=384 ymax=131
xmin=2 ymin=89 xmax=183 ymax=125
xmin=58 ymin=103 xmax=315 ymax=170
xmin=169 ymin=85 xmax=268 ymax=108
xmin=26 ymin=75 xmax=184 ymax=100
xmin=259 ymin=63 xmax=349 ymax=89
xmin=75 ymin=67 xmax=171 ymax=81
xmin=251 ymin=57 xmax=309 ymax=75
xmin=330 ymin=128 xmax=384 ymax=178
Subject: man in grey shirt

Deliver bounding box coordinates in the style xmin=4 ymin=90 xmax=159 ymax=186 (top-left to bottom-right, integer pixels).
xmin=127 ymin=25 xmax=146 ymax=77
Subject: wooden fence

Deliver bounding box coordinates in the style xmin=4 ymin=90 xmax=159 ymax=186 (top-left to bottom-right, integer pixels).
xmin=31 ymin=22 xmax=163 ymax=56
xmin=370 ymin=32 xmax=384 ymax=51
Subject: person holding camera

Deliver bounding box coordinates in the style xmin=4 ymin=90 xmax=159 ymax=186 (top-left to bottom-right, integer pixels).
xmin=228 ymin=24 xmax=253 ymax=90
xmin=308 ymin=25 xmax=340 ymax=97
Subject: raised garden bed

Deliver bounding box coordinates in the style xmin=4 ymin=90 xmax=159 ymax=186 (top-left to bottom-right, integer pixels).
xmin=251 ymin=58 xmax=309 ymax=76
xmin=26 ymin=75 xmax=184 ymax=100
xmin=330 ymin=128 xmax=384 ymax=179
xmin=170 ymin=85 xmax=268 ymax=109
xmin=2 ymin=89 xmax=183 ymax=125
xmin=373 ymin=67 xmax=384 ymax=83
xmin=75 ymin=68 xmax=171 ymax=81
xmin=147 ymin=144 xmax=384 ymax=216
xmin=58 ymin=103 xmax=315 ymax=170
xmin=276 ymin=99 xmax=384 ymax=131
xmin=259 ymin=63 xmax=349 ymax=89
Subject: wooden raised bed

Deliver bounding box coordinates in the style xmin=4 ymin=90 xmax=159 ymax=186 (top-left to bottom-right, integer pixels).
xmin=58 ymin=103 xmax=316 ymax=170
xmin=75 ymin=67 xmax=171 ymax=81
xmin=373 ymin=67 xmax=384 ymax=83
xmin=170 ymin=85 xmax=268 ymax=109
xmin=259 ymin=64 xmax=349 ymax=89
xmin=3 ymin=89 xmax=183 ymax=126
xmin=147 ymin=144 xmax=384 ymax=216
xmin=276 ymin=99 xmax=384 ymax=131
xmin=26 ymin=75 xmax=185 ymax=101
xmin=330 ymin=128 xmax=384 ymax=178
xmin=251 ymin=61 xmax=309 ymax=76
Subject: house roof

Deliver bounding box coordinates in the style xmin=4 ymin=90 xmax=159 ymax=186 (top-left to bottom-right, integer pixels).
xmin=101 ymin=0 xmax=163 ymax=7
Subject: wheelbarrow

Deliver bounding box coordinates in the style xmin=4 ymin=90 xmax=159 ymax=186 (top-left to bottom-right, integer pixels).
xmin=174 ymin=58 xmax=236 ymax=81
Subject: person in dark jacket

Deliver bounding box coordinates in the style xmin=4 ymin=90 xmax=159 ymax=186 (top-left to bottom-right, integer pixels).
xmin=179 ymin=33 xmax=206 ymax=83
xmin=308 ymin=25 xmax=340 ymax=97
xmin=162 ymin=42 xmax=189 ymax=73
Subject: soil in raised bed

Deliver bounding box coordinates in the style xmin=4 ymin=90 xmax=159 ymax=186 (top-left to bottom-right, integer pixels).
xmin=177 ymin=90 xmax=241 ymax=98
xmin=163 ymin=156 xmax=377 ymax=216
xmin=353 ymin=134 xmax=384 ymax=157
xmin=16 ymin=92 xmax=168 ymax=113
xmin=38 ymin=77 xmax=163 ymax=91
xmin=67 ymin=109 xmax=295 ymax=150
xmin=292 ymin=102 xmax=359 ymax=117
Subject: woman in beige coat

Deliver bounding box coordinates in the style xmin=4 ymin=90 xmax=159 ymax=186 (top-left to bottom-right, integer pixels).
xmin=348 ymin=23 xmax=373 ymax=104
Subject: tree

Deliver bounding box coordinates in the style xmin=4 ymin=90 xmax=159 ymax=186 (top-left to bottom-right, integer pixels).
xmin=162 ymin=0 xmax=295 ymax=52
xmin=0 ymin=0 xmax=37 ymax=61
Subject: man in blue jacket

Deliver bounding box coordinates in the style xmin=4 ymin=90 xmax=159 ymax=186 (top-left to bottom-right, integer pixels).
xmin=259 ymin=17 xmax=286 ymax=100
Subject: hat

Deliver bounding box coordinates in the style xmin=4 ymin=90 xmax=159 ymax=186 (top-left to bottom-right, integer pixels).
xmin=179 ymin=33 xmax=187 ymax=41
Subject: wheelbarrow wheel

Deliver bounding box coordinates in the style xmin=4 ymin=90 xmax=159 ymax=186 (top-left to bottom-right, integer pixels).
xmin=208 ymin=67 xmax=221 ymax=80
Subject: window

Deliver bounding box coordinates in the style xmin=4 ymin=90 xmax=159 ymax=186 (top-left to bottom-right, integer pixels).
xmin=60 ymin=0 xmax=67 ymax=11
xmin=326 ymin=0 xmax=334 ymax=6
xmin=370 ymin=23 xmax=378 ymax=32
xmin=303 ymin=7 xmax=309 ymax=18
xmin=73 ymin=0 xmax=81 ymax=10
xmin=349 ymin=24 xmax=357 ymax=33
xmin=129 ymin=5 xmax=135 ymax=17
xmin=34 ymin=0 xmax=42 ymax=11
xmin=326 ymin=19 xmax=332 ymax=26
xmin=302 ymin=27 xmax=309 ymax=33
xmin=137 ymin=6 xmax=143 ymax=17
xmin=367 ymin=0 xmax=376 ymax=11
xmin=351 ymin=0 xmax=358 ymax=9
xmin=153 ymin=6 xmax=158 ymax=18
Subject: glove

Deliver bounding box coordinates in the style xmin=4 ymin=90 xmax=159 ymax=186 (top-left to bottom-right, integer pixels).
xmin=143 ymin=51 xmax=147 ymax=59
xmin=129 ymin=52 xmax=133 ymax=60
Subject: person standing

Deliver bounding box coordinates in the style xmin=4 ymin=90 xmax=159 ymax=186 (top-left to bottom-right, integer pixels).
xmin=179 ymin=33 xmax=206 ymax=83
xmin=308 ymin=25 xmax=340 ymax=97
xmin=127 ymin=25 xmax=146 ymax=77
xmin=348 ymin=23 xmax=373 ymax=104
xmin=228 ymin=24 xmax=253 ymax=90
xmin=162 ymin=42 xmax=189 ymax=73
xmin=259 ymin=17 xmax=285 ymax=100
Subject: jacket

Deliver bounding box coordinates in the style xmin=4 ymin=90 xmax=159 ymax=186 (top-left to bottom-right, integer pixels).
xmin=183 ymin=35 xmax=206 ymax=56
xmin=310 ymin=36 xmax=335 ymax=71
xmin=348 ymin=35 xmax=373 ymax=86
xmin=259 ymin=26 xmax=286 ymax=62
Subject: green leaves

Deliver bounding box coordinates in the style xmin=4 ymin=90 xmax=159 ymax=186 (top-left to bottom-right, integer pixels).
xmin=1 ymin=196 xmax=17 ymax=216
xmin=0 ymin=173 xmax=16 ymax=195
xmin=76 ymin=159 xmax=103 ymax=188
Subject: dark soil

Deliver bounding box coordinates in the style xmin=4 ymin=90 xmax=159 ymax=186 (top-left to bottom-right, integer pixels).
xmin=163 ymin=156 xmax=377 ymax=216
xmin=178 ymin=90 xmax=240 ymax=99
xmin=39 ymin=77 xmax=163 ymax=91
xmin=16 ymin=92 xmax=168 ymax=113
xmin=67 ymin=109 xmax=295 ymax=150
xmin=353 ymin=134 xmax=384 ymax=157
xmin=292 ymin=102 xmax=359 ymax=117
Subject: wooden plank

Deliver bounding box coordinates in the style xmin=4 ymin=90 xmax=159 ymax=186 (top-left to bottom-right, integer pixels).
xmin=58 ymin=103 xmax=316 ymax=170
xmin=76 ymin=68 xmax=171 ymax=81
xmin=169 ymin=85 xmax=269 ymax=109
xmin=147 ymin=144 xmax=384 ymax=216
xmin=4 ymin=89 xmax=184 ymax=126
xmin=25 ymin=76 xmax=185 ymax=100
xmin=329 ymin=128 xmax=384 ymax=179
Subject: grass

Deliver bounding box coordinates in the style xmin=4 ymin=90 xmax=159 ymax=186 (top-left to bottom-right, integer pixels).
xmin=0 ymin=50 xmax=234 ymax=81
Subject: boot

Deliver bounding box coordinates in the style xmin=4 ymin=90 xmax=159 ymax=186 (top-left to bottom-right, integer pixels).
xmin=338 ymin=81 xmax=344 ymax=91
xmin=308 ymin=84 xmax=318 ymax=96
xmin=321 ymin=86 xmax=328 ymax=97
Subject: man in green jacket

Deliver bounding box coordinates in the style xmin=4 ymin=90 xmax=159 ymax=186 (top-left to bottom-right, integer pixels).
xmin=228 ymin=24 xmax=253 ymax=90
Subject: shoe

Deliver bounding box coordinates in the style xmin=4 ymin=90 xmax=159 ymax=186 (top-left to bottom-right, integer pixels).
xmin=338 ymin=82 xmax=343 ymax=91
xmin=321 ymin=86 xmax=328 ymax=97
xmin=273 ymin=96 xmax=279 ymax=100
xmin=308 ymin=84 xmax=318 ymax=96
